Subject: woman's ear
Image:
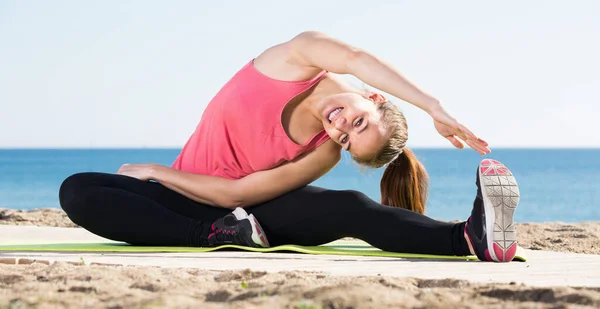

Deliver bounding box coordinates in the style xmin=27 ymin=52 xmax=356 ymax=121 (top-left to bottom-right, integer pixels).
xmin=368 ymin=92 xmax=387 ymax=104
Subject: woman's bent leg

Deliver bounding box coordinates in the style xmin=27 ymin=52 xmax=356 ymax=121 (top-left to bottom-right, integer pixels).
xmin=248 ymin=186 xmax=470 ymax=256
xmin=58 ymin=172 xmax=229 ymax=246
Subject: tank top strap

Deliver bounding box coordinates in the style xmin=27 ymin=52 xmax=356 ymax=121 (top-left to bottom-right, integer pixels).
xmin=306 ymin=130 xmax=331 ymax=150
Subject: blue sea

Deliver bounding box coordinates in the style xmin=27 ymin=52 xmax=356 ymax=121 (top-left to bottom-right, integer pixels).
xmin=0 ymin=149 xmax=598 ymax=223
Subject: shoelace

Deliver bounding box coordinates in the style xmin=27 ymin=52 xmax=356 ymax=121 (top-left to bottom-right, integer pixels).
xmin=208 ymin=221 xmax=238 ymax=243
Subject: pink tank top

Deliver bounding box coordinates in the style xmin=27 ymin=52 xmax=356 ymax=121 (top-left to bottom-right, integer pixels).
xmin=171 ymin=60 xmax=331 ymax=179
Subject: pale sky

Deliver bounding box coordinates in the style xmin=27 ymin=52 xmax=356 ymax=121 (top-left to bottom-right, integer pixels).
xmin=1 ymin=0 xmax=598 ymax=148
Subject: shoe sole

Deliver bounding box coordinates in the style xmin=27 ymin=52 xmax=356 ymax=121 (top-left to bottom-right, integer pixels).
xmin=479 ymin=159 xmax=520 ymax=262
xmin=248 ymin=214 xmax=270 ymax=248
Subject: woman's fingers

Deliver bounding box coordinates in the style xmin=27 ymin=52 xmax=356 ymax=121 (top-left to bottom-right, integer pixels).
xmin=438 ymin=120 xmax=491 ymax=154
xmin=457 ymin=123 xmax=489 ymax=146
xmin=455 ymin=123 xmax=490 ymax=154
xmin=465 ymin=140 xmax=486 ymax=155
xmin=465 ymin=138 xmax=485 ymax=153
xmin=466 ymin=138 xmax=491 ymax=155
xmin=457 ymin=123 xmax=477 ymax=139
xmin=447 ymin=135 xmax=465 ymax=149
xmin=117 ymin=163 xmax=133 ymax=174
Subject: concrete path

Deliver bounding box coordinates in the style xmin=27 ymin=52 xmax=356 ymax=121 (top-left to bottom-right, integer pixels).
xmin=1 ymin=225 xmax=600 ymax=288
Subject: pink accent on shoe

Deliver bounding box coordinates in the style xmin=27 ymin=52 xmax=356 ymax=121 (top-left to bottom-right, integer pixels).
xmin=464 ymin=235 xmax=475 ymax=255
xmin=493 ymin=243 xmax=505 ymax=261
xmin=211 ymin=222 xmax=216 ymax=231
xmin=484 ymin=249 xmax=493 ymax=261
xmin=481 ymin=159 xmax=512 ymax=176
xmin=254 ymin=218 xmax=262 ymax=235
xmin=484 ymin=168 xmax=497 ymax=176
xmin=506 ymin=243 xmax=517 ymax=261
xmin=463 ymin=218 xmax=476 ymax=256
xmin=497 ymin=167 xmax=508 ymax=175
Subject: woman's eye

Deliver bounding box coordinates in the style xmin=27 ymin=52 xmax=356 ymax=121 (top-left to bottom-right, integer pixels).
xmin=354 ymin=118 xmax=363 ymax=127
xmin=341 ymin=135 xmax=349 ymax=144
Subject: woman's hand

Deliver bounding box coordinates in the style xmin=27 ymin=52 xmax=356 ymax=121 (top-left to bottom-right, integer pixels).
xmin=116 ymin=163 xmax=160 ymax=181
xmin=429 ymin=105 xmax=491 ymax=155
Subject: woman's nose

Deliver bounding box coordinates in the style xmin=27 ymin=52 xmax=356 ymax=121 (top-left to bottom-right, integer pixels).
xmin=334 ymin=117 xmax=347 ymax=130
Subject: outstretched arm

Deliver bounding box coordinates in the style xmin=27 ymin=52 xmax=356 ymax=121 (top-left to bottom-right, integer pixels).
xmin=255 ymin=31 xmax=439 ymax=113
xmin=118 ymin=140 xmax=341 ymax=208
xmin=291 ymin=31 xmax=441 ymax=114
xmin=254 ymin=31 xmax=490 ymax=154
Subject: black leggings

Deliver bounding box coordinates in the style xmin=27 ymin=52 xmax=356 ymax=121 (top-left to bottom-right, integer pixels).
xmin=58 ymin=172 xmax=471 ymax=256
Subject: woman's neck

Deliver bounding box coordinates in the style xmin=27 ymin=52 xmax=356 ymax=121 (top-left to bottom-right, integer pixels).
xmin=282 ymin=74 xmax=363 ymax=146
xmin=303 ymin=75 xmax=359 ymax=122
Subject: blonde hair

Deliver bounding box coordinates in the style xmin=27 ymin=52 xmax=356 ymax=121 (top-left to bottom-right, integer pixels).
xmin=352 ymin=97 xmax=429 ymax=214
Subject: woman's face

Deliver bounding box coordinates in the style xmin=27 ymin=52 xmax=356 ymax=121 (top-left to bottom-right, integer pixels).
xmin=317 ymin=93 xmax=390 ymax=160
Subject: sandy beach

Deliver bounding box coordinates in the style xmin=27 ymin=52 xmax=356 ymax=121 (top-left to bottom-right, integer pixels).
xmin=1 ymin=208 xmax=600 ymax=308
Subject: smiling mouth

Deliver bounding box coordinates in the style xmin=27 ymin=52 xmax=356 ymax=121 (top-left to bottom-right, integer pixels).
xmin=328 ymin=107 xmax=343 ymax=123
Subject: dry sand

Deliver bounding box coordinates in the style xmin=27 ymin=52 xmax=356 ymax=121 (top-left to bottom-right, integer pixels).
xmin=0 ymin=208 xmax=78 ymax=228
xmin=2 ymin=263 xmax=600 ymax=309
xmin=2 ymin=208 xmax=600 ymax=308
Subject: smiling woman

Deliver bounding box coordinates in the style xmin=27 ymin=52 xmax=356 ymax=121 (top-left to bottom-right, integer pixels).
xmin=58 ymin=30 xmax=522 ymax=263
xmin=315 ymin=89 xmax=428 ymax=213
xmin=318 ymin=92 xmax=389 ymax=157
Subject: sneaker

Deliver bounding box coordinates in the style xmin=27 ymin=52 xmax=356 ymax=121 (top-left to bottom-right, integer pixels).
xmin=464 ymin=159 xmax=520 ymax=262
xmin=207 ymin=207 xmax=270 ymax=248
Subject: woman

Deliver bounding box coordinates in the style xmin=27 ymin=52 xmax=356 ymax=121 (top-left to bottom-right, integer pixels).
xmin=59 ymin=31 xmax=520 ymax=262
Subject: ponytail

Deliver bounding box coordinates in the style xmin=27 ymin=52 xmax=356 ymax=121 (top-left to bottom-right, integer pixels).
xmin=351 ymin=92 xmax=426 ymax=212
xmin=380 ymin=148 xmax=429 ymax=214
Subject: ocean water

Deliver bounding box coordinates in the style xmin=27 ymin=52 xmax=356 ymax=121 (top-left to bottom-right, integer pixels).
xmin=0 ymin=148 xmax=598 ymax=223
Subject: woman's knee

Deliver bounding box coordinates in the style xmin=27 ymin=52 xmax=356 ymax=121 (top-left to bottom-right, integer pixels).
xmin=58 ymin=172 xmax=97 ymax=214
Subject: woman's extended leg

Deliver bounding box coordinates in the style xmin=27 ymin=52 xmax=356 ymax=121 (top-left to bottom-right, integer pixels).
xmin=248 ymin=186 xmax=470 ymax=256
xmin=249 ymin=159 xmax=520 ymax=261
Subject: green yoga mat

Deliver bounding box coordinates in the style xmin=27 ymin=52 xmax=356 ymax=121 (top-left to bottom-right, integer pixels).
xmin=0 ymin=240 xmax=527 ymax=262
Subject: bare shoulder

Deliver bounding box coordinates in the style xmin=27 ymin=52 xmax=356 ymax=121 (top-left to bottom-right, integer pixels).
xmin=252 ymin=31 xmax=326 ymax=81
